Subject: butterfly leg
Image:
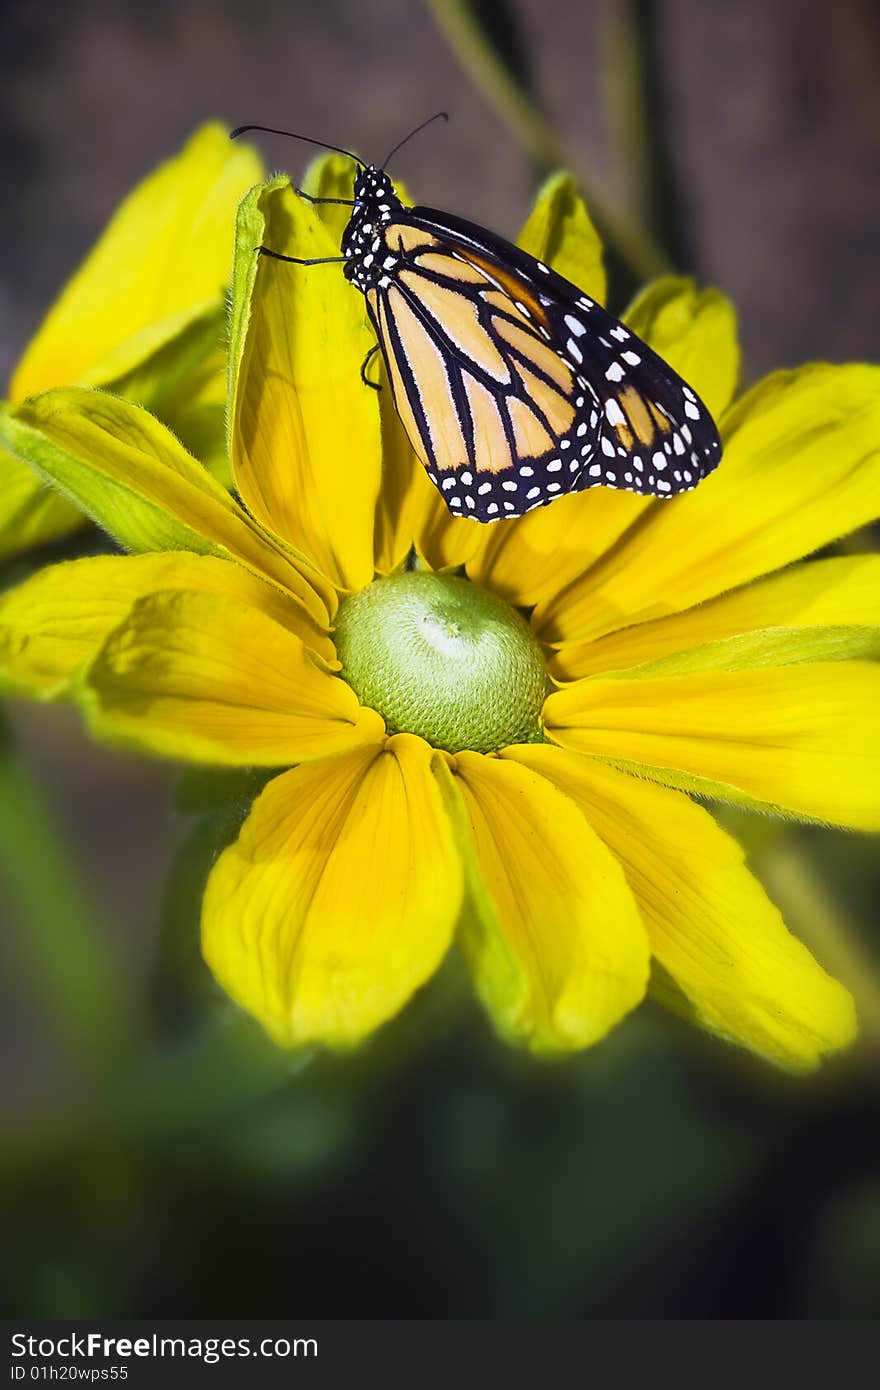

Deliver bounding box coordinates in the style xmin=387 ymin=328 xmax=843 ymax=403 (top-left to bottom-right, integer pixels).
xmin=257 ymin=247 xmax=347 ymax=265
xmin=293 ymin=188 xmax=356 ymax=206
xmin=360 ymin=344 xmax=382 ymax=391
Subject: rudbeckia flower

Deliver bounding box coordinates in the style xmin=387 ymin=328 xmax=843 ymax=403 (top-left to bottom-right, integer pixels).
xmin=0 ymin=124 xmax=262 ymax=561
xmin=1 ymin=157 xmax=877 ymax=1071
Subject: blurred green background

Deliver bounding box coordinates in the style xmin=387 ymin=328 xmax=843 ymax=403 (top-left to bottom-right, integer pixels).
xmin=1 ymin=0 xmax=879 ymax=1318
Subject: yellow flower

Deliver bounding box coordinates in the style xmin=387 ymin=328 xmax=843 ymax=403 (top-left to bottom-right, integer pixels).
xmin=0 ymin=124 xmax=263 ymax=560
xmin=1 ymin=157 xmax=878 ymax=1070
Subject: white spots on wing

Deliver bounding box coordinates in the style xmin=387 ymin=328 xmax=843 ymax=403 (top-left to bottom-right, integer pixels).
xmin=673 ymin=434 xmax=686 ymax=455
xmin=466 ymin=495 xmax=476 ymax=510
xmin=502 ymin=480 xmax=517 ymax=492
xmin=632 ymin=456 xmax=643 ymax=472
xmin=684 ymin=400 xmax=701 ymax=420
xmin=478 ymin=482 xmax=492 ymax=495
xmin=682 ymin=386 xmax=697 ymax=402
xmin=588 ymin=463 xmax=602 ymax=478
xmin=547 ymin=459 xmax=562 ymax=472
xmin=487 ymin=502 xmax=499 ymax=515
xmin=605 ymin=362 xmax=624 ymax=382
xmin=547 ymin=482 xmax=561 ymax=493
xmin=449 ymin=496 xmax=462 ymax=507
xmin=576 ymin=422 xmax=588 ymax=437
xmin=656 ymin=478 xmax=672 ymax=493
xmin=601 ymin=436 xmax=616 ymax=457
xmin=610 ymin=325 xmax=629 ymax=341
xmin=504 ymin=501 xmax=516 ymax=511
xmin=567 ymin=338 xmax=583 ymax=364
xmin=577 ymin=296 xmax=594 ymax=309
xmin=564 ymin=314 xmax=587 ymax=336
xmin=605 ymin=399 xmax=626 ymax=426
xmin=537 ymin=261 xmax=550 ymax=274
xmin=519 ymin=465 xmax=534 ymax=477
xmin=652 ymin=450 xmax=667 ymax=472
xmin=441 ymin=477 xmax=456 ymax=491
xmin=621 ymin=350 xmax=641 ymax=366
xmin=460 ymin=470 xmax=473 ymax=485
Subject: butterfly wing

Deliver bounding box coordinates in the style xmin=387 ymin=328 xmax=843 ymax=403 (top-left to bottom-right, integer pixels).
xmin=364 ymin=205 xmax=721 ymax=522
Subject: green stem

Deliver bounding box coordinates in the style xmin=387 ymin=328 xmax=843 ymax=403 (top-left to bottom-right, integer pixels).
xmin=601 ymin=0 xmax=690 ymax=267
xmin=423 ymin=0 xmax=671 ymax=284
xmin=0 ymin=709 xmax=133 ymax=1066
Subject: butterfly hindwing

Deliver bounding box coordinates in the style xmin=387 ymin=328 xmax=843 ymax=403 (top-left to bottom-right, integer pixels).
xmin=345 ymin=172 xmax=721 ymax=522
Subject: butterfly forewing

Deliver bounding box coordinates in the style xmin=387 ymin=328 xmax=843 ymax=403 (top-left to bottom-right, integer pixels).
xmin=346 ymin=172 xmax=721 ymax=522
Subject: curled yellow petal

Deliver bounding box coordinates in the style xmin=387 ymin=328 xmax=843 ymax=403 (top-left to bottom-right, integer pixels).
xmin=202 ymin=734 xmax=462 ymax=1047
xmin=230 ymin=177 xmax=381 ymax=591
xmin=513 ymin=748 xmax=857 ymax=1071
xmin=82 ymin=590 xmax=382 ymax=765
xmin=0 ymin=388 xmax=335 ymax=638
xmin=0 ymin=551 xmax=332 ymax=699
xmin=437 ymin=751 xmax=649 ymax=1053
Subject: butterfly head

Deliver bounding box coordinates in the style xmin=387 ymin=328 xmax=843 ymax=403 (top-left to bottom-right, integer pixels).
xmin=342 ymin=166 xmax=403 ymax=290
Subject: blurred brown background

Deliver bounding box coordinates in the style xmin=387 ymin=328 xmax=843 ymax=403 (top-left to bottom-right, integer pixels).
xmin=1 ymin=0 xmax=879 ymax=1319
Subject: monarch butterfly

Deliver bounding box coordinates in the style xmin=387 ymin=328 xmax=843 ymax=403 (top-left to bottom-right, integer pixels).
xmin=232 ymin=116 xmax=722 ymax=524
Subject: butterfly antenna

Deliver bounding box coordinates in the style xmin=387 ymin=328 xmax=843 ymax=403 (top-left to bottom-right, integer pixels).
xmin=230 ymin=124 xmax=362 ymax=165
xmin=381 ymin=111 xmax=449 ymax=170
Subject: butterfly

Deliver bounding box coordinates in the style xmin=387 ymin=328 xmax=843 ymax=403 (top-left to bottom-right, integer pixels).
xmin=232 ymin=117 xmax=722 ymax=524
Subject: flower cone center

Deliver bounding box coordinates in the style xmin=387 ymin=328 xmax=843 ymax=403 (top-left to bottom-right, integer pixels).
xmin=334 ymin=570 xmax=547 ymax=754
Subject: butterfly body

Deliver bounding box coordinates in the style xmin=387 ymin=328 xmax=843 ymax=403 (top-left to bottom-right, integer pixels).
xmin=340 ymin=164 xmax=722 ymax=522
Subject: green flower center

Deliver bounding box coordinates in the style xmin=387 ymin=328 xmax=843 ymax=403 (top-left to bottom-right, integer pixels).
xmin=334 ymin=570 xmax=548 ymax=754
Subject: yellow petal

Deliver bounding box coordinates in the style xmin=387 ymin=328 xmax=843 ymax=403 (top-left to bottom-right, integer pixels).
xmin=436 ymin=751 xmax=649 ymax=1052
xmin=230 ymin=177 xmax=381 ymax=591
xmin=201 ymin=735 xmax=462 ymax=1047
xmin=538 ymin=364 xmax=880 ymax=647
xmin=0 ymin=448 xmax=83 ymax=563
xmin=623 ymin=277 xmax=740 ymax=418
xmin=545 ymin=660 xmax=880 ymax=830
xmin=0 ymin=387 xmax=334 ymax=638
xmin=11 ymin=124 xmax=261 ymax=399
xmin=82 ymin=589 xmax=382 ymax=765
xmin=0 ymin=551 xmax=333 ymax=699
xmin=554 ymin=554 xmax=880 ymax=679
xmin=466 ymin=488 xmax=648 ymax=611
xmin=517 ymin=171 xmax=606 ymax=303
xmin=512 ymin=748 xmax=856 ymax=1070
